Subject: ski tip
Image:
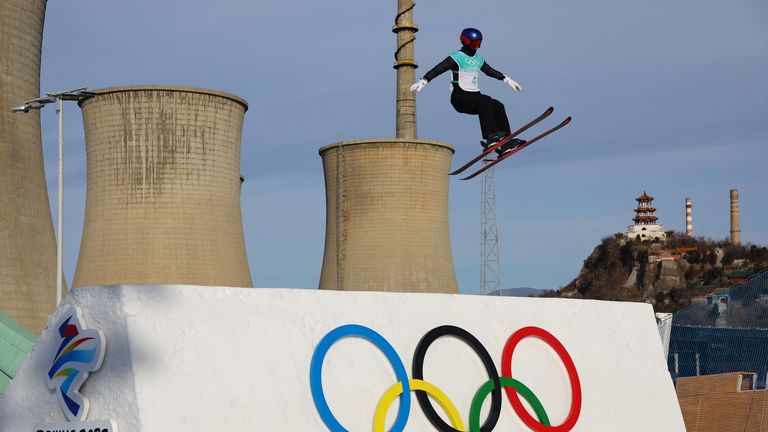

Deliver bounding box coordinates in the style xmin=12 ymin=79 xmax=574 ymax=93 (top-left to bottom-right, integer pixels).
xmin=545 ymin=106 xmax=554 ymax=115
xmin=563 ymin=116 xmax=572 ymax=125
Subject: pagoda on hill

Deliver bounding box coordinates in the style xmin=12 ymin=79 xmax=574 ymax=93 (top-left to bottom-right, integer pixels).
xmin=625 ymin=191 xmax=667 ymax=242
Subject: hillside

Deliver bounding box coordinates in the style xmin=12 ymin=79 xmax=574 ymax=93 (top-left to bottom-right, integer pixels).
xmin=551 ymin=233 xmax=768 ymax=313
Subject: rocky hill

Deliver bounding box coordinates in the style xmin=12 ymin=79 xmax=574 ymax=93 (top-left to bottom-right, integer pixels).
xmin=550 ymin=232 xmax=768 ymax=313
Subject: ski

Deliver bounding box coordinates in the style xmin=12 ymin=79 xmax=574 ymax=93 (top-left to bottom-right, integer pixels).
xmin=449 ymin=106 xmax=554 ymax=176
xmin=460 ymin=116 xmax=572 ymax=181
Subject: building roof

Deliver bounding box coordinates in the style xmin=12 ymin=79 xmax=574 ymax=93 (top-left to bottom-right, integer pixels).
xmin=0 ymin=310 xmax=37 ymax=395
xmin=634 ymin=206 xmax=657 ymax=212
xmin=636 ymin=191 xmax=654 ymax=201
xmin=633 ymin=215 xmax=659 ymax=222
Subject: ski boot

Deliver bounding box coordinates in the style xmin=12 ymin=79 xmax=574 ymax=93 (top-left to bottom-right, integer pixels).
xmin=481 ymin=131 xmax=508 ymax=151
xmin=483 ymin=132 xmax=525 ymax=157
xmin=496 ymin=138 xmax=526 ymax=157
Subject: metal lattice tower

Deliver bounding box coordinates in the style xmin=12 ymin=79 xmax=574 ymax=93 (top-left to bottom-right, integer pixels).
xmin=481 ymin=165 xmax=501 ymax=295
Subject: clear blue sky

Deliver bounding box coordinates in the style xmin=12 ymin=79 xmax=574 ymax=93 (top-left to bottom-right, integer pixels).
xmin=38 ymin=0 xmax=767 ymax=294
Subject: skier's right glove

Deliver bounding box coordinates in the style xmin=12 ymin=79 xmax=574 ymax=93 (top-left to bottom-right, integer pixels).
xmin=410 ymin=79 xmax=428 ymax=92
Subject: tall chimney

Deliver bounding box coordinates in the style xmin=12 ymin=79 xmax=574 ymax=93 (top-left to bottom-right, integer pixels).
xmin=74 ymin=86 xmax=253 ymax=288
xmin=730 ymin=189 xmax=741 ymax=245
xmin=318 ymin=2 xmax=458 ymax=293
xmin=0 ymin=0 xmax=60 ymax=333
xmin=393 ymin=0 xmax=418 ymax=138
xmin=685 ymin=197 xmax=693 ymax=236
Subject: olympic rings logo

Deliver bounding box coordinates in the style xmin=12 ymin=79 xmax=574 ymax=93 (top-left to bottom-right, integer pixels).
xmin=310 ymin=324 xmax=581 ymax=432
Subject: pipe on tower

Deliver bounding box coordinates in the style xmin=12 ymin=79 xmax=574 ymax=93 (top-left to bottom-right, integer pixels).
xmin=730 ymin=189 xmax=740 ymax=245
xmin=0 ymin=0 xmax=59 ymax=333
xmin=318 ymin=139 xmax=458 ymax=293
xmin=685 ymin=197 xmax=693 ymax=236
xmin=73 ymin=86 xmax=253 ymax=288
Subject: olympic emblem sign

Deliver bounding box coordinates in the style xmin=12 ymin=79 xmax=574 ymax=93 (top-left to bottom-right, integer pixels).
xmin=310 ymin=324 xmax=581 ymax=432
xmin=47 ymin=307 xmax=106 ymax=422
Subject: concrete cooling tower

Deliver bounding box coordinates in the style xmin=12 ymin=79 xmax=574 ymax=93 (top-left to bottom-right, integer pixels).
xmin=73 ymin=86 xmax=253 ymax=288
xmin=0 ymin=0 xmax=59 ymax=333
xmin=318 ymin=140 xmax=458 ymax=293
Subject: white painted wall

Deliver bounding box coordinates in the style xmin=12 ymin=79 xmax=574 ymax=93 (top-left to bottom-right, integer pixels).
xmin=626 ymin=224 xmax=667 ymax=242
xmin=0 ymin=285 xmax=685 ymax=431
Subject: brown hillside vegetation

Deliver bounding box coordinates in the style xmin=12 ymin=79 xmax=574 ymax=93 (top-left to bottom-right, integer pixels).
xmin=550 ymin=232 xmax=768 ymax=313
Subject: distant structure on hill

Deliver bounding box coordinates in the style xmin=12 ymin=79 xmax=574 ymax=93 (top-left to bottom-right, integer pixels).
xmin=625 ymin=191 xmax=667 ymax=243
xmin=730 ymin=188 xmax=741 ymax=245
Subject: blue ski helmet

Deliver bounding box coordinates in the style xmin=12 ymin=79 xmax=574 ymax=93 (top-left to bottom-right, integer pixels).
xmin=460 ymin=28 xmax=482 ymax=49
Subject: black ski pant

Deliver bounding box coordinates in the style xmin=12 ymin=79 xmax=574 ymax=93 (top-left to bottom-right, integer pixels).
xmin=450 ymin=88 xmax=510 ymax=140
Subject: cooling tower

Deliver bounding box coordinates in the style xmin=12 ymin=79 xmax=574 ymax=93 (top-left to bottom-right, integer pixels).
xmin=318 ymin=139 xmax=458 ymax=293
xmin=73 ymin=86 xmax=253 ymax=288
xmin=0 ymin=0 xmax=59 ymax=333
xmin=730 ymin=189 xmax=741 ymax=245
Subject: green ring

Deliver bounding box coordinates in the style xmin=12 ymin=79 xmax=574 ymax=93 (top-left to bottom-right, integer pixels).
xmin=469 ymin=376 xmax=550 ymax=431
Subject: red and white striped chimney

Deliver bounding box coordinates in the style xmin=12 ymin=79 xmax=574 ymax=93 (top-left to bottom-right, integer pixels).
xmin=685 ymin=197 xmax=693 ymax=236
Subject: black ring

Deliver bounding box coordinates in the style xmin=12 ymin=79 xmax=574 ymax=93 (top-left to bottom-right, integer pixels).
xmin=412 ymin=325 xmax=502 ymax=432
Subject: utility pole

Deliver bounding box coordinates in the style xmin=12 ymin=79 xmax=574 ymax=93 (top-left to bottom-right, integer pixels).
xmin=12 ymin=87 xmax=93 ymax=305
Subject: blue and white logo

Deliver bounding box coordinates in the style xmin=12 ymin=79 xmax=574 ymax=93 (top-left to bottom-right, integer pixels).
xmin=47 ymin=307 xmax=106 ymax=422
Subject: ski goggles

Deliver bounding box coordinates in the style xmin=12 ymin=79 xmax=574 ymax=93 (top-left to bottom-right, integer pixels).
xmin=461 ymin=36 xmax=482 ymax=49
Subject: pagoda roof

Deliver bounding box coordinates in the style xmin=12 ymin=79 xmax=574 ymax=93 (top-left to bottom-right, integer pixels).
xmin=636 ymin=191 xmax=654 ymax=201
xmin=634 ymin=206 xmax=657 ymax=212
xmin=633 ymin=215 xmax=658 ymax=221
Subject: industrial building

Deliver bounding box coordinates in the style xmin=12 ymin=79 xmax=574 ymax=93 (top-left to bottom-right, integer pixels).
xmin=74 ymin=86 xmax=253 ymax=288
xmin=317 ymin=0 xmax=458 ymax=294
xmin=0 ymin=0 xmax=60 ymax=333
xmin=318 ymin=139 xmax=457 ymax=293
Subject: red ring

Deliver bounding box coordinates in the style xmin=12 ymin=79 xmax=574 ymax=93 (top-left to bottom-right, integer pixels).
xmin=501 ymin=326 xmax=582 ymax=431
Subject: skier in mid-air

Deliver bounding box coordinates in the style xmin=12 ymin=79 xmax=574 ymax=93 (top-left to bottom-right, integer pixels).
xmin=410 ymin=28 xmax=524 ymax=155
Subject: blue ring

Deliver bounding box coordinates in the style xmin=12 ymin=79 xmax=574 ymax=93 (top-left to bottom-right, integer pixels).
xmin=310 ymin=324 xmax=412 ymax=431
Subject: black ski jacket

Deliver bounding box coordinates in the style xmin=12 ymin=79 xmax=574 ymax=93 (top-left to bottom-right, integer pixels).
xmin=422 ymin=46 xmax=505 ymax=91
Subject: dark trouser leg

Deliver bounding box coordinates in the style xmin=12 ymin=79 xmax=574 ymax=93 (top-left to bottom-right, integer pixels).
xmin=451 ymin=89 xmax=510 ymax=140
xmin=489 ymin=98 xmax=510 ymax=136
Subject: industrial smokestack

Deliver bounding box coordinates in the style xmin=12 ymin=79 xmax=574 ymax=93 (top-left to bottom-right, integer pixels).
xmin=318 ymin=139 xmax=458 ymax=293
xmin=685 ymin=197 xmax=693 ymax=236
xmin=730 ymin=189 xmax=741 ymax=245
xmin=73 ymin=86 xmax=253 ymax=288
xmin=394 ymin=0 xmax=418 ymax=139
xmin=0 ymin=0 xmax=60 ymax=333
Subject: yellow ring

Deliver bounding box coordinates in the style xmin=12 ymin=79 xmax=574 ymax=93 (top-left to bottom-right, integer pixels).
xmin=373 ymin=378 xmax=466 ymax=432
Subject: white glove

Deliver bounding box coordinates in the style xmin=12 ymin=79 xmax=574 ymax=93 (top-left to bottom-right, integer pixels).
xmin=503 ymin=76 xmax=522 ymax=91
xmin=410 ymin=78 xmax=428 ymax=92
